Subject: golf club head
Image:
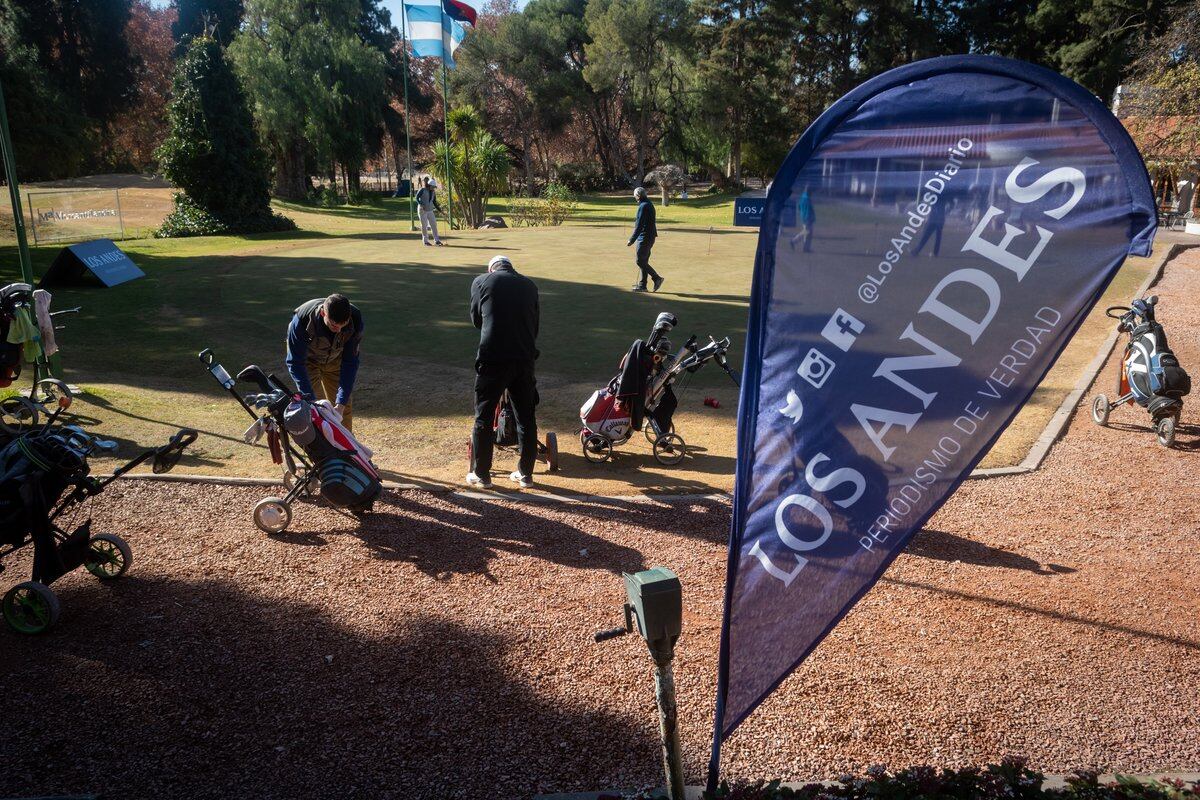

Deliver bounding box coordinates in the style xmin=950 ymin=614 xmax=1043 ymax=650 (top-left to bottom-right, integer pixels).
xmin=93 ymin=438 xmax=119 ymax=453
xmin=237 ymin=365 xmax=273 ymax=392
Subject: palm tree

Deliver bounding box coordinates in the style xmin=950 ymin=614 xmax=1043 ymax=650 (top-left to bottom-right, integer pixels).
xmin=430 ymin=105 xmax=511 ymax=228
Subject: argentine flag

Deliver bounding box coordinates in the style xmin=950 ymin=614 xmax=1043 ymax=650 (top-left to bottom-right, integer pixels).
xmin=403 ymin=0 xmax=467 ymax=68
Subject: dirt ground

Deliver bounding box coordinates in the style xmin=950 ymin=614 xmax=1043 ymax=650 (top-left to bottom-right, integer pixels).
xmin=1 ymin=252 xmax=1198 ymax=798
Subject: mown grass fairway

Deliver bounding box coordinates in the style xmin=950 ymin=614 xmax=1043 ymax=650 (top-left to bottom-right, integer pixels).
xmin=0 ymin=189 xmax=1160 ymax=493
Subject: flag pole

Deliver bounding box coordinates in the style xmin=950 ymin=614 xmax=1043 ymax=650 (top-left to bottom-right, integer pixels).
xmin=399 ymin=3 xmax=415 ymax=231
xmin=440 ymin=12 xmax=454 ymax=231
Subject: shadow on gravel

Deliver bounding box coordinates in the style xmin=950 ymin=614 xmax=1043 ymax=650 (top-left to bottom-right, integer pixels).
xmin=884 ymin=576 xmax=1200 ymax=652
xmin=303 ymin=492 xmax=651 ymax=581
xmin=908 ymin=529 xmax=1076 ymax=575
xmin=0 ymin=580 xmax=655 ymax=800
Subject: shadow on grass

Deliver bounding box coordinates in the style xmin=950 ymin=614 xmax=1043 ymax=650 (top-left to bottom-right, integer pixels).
xmin=0 ymin=580 xmax=657 ymax=798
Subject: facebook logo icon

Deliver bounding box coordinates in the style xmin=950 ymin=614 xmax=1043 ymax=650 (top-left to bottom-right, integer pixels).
xmin=821 ymin=308 xmax=865 ymax=352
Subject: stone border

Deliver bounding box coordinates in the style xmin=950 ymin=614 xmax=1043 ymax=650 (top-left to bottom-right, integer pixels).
xmin=122 ymin=243 xmax=1196 ymax=500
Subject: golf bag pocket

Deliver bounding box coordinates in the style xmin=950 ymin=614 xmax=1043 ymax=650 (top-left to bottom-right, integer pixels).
xmin=0 ymin=340 xmax=20 ymax=388
xmin=1149 ymin=352 xmax=1191 ymax=398
xmin=318 ymin=456 xmax=381 ymax=510
xmin=283 ymin=401 xmax=318 ymax=447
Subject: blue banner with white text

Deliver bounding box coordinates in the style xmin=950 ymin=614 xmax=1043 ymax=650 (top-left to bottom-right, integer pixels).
xmin=710 ymin=55 xmax=1156 ymax=774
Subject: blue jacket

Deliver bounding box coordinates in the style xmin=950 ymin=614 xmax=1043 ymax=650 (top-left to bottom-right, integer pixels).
xmin=285 ymin=299 xmax=364 ymax=404
xmin=628 ymin=198 xmax=657 ymax=245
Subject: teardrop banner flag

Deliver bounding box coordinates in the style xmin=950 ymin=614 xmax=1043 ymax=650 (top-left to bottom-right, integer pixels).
xmin=708 ymin=55 xmax=1156 ymax=786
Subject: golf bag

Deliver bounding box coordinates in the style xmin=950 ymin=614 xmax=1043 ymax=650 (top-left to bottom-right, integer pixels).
xmin=0 ymin=283 xmax=33 ymax=388
xmin=579 ymin=312 xmax=738 ymax=465
xmin=0 ymin=382 xmax=196 ymax=633
xmin=282 ymin=397 xmax=380 ymax=511
xmin=1092 ymin=295 xmax=1191 ymax=447
xmin=199 ymin=350 xmax=380 ymax=533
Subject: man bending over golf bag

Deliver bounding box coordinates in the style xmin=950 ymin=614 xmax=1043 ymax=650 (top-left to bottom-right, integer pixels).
xmin=467 ymin=255 xmax=540 ymax=489
xmin=285 ymin=294 xmax=363 ymax=431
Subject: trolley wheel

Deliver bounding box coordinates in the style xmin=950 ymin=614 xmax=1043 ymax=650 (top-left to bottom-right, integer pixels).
xmin=85 ymin=533 xmax=132 ymax=581
xmin=0 ymin=396 xmax=39 ymax=435
xmin=653 ymin=433 xmax=687 ymax=466
xmin=644 ymin=422 xmax=674 ymax=443
xmin=1156 ymin=416 xmax=1177 ymax=448
xmin=1091 ymin=394 xmax=1111 ymax=426
xmin=283 ymin=468 xmax=318 ymax=497
xmin=254 ymin=496 xmax=293 ymax=534
xmin=544 ymin=431 xmax=559 ymax=472
xmin=582 ymin=434 xmax=612 ymax=463
xmin=3 ymin=581 xmax=61 ymax=635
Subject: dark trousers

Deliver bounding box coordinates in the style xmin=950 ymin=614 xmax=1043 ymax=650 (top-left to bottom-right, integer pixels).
xmin=472 ymin=359 xmax=538 ymax=477
xmin=635 ymin=240 xmax=660 ymax=287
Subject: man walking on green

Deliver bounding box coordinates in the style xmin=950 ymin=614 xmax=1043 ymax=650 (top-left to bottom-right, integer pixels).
xmin=628 ymin=186 xmax=663 ymax=292
xmin=285 ymin=294 xmax=364 ymax=431
xmin=416 ymin=177 xmax=445 ymax=247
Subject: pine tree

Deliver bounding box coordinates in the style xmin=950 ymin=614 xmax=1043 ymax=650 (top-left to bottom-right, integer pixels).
xmin=155 ymin=35 xmax=293 ymax=236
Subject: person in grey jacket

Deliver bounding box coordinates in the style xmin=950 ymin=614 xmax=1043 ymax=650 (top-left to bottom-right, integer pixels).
xmin=416 ymin=177 xmax=444 ymax=246
xmin=627 ymin=186 xmax=662 ymax=292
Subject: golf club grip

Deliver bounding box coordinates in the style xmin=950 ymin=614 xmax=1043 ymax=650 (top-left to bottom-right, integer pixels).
xmin=594 ymin=627 xmax=628 ymax=643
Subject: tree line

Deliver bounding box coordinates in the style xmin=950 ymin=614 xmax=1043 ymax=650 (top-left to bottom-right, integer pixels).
xmin=0 ymin=0 xmax=1192 ymax=200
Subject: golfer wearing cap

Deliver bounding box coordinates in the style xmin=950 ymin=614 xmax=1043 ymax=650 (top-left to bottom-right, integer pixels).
xmin=467 ymin=255 xmax=540 ymax=488
xmin=628 ymin=186 xmax=662 ymax=292
xmin=285 ymin=293 xmax=364 ymax=430
xmin=416 ymin=176 xmax=445 ymax=246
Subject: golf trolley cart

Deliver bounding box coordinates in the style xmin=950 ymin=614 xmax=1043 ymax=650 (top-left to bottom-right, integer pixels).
xmin=0 ymin=380 xmax=196 ymax=634
xmin=1 ymin=282 xmax=81 ymax=439
xmin=199 ymin=349 xmax=382 ymax=534
xmin=469 ymin=390 xmax=560 ymax=474
xmin=1091 ymin=295 xmax=1191 ymax=447
xmin=579 ymin=312 xmax=740 ymax=465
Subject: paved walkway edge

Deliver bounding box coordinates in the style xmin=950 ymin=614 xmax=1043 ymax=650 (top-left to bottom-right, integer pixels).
xmin=122 ymin=244 xmax=1197 ymax=501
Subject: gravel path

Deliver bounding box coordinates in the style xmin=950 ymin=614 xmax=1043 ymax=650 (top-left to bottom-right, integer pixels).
xmin=2 ymin=251 xmax=1198 ymax=799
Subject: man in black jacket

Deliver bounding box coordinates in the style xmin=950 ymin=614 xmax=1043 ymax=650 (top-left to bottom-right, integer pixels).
xmin=627 ymin=186 xmax=663 ymax=292
xmin=467 ymin=254 xmax=540 ymax=488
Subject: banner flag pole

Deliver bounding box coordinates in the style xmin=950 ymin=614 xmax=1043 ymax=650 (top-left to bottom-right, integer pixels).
xmin=441 ymin=41 xmax=454 ymax=231
xmin=399 ymin=3 xmax=415 ymax=232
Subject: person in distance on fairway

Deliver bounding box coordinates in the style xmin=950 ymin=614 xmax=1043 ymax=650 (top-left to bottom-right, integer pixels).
xmin=416 ymin=177 xmax=445 ymax=246
xmin=467 ymin=255 xmax=540 ymax=489
xmin=628 ymin=186 xmax=663 ymax=293
xmin=285 ymin=294 xmax=364 ymax=431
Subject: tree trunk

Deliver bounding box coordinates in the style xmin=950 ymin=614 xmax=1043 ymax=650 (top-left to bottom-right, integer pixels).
xmin=273 ymin=140 xmax=307 ymax=200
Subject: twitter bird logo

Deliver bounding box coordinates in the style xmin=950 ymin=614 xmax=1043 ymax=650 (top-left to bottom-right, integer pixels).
xmin=779 ymin=389 xmax=804 ymax=424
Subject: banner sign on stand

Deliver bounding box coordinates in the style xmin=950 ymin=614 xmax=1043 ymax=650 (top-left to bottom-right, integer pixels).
xmin=40 ymin=239 xmax=144 ymax=288
xmin=709 ymin=55 xmax=1156 ymax=787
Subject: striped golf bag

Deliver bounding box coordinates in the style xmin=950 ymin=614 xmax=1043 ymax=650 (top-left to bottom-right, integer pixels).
xmin=283 ymin=399 xmax=381 ymax=512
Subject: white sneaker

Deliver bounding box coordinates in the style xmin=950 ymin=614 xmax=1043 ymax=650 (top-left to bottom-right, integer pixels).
xmin=466 ymin=472 xmax=492 ymax=489
xmin=509 ymin=471 xmax=533 ymax=488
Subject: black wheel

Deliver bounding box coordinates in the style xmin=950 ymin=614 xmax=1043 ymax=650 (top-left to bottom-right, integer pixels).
xmin=254 ymin=497 xmax=293 ymax=534
xmin=544 ymin=431 xmax=559 ymax=472
xmin=1156 ymin=416 xmax=1177 ymax=448
xmin=1091 ymin=394 xmax=1111 ymax=426
xmin=653 ymin=433 xmax=687 ymax=466
xmin=3 ymin=581 xmax=60 ymax=634
xmin=0 ymin=396 xmax=39 ymax=435
xmin=85 ymin=533 xmax=132 ymax=580
xmin=582 ymin=434 xmax=612 ymax=463
xmin=643 ymin=422 xmax=674 ymax=443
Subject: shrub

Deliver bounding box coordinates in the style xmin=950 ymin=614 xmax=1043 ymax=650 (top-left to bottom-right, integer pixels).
xmin=556 ymin=161 xmax=606 ymax=193
xmin=155 ymin=35 xmax=293 ymax=237
xmin=506 ymin=182 xmax=578 ymax=227
xmin=155 ymin=193 xmax=295 ymax=238
xmin=696 ymin=759 xmax=1200 ymax=800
